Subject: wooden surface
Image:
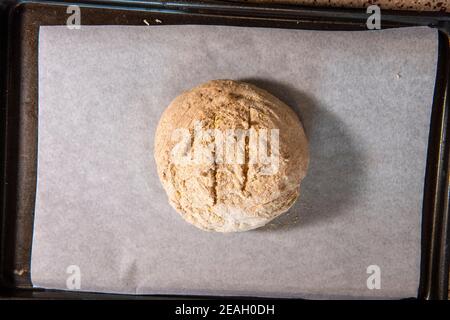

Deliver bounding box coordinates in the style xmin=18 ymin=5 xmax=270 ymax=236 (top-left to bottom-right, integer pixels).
xmin=238 ymin=0 xmax=448 ymax=12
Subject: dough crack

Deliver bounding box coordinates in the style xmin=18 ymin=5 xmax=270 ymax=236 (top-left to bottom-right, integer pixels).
xmin=212 ymin=113 xmax=218 ymax=205
xmin=241 ymin=106 xmax=251 ymax=193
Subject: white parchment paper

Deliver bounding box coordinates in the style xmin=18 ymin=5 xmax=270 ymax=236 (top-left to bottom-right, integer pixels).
xmin=32 ymin=25 xmax=438 ymax=298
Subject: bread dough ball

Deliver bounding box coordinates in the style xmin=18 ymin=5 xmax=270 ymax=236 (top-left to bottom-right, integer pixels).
xmin=154 ymin=80 xmax=309 ymax=232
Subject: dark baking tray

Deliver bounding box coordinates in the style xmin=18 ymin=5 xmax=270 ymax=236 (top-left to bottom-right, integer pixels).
xmin=0 ymin=0 xmax=449 ymax=300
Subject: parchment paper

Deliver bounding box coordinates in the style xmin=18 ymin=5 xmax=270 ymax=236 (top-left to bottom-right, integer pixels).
xmin=32 ymin=25 xmax=438 ymax=298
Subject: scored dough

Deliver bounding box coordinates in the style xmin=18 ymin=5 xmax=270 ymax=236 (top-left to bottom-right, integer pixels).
xmin=154 ymin=80 xmax=309 ymax=232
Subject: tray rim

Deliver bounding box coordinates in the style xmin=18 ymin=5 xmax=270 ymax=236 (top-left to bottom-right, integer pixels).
xmin=0 ymin=0 xmax=449 ymax=300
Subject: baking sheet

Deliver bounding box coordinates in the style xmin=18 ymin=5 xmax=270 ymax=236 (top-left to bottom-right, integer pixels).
xmin=31 ymin=25 xmax=438 ymax=298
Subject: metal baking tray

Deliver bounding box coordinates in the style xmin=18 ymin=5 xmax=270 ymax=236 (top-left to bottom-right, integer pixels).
xmin=0 ymin=0 xmax=449 ymax=300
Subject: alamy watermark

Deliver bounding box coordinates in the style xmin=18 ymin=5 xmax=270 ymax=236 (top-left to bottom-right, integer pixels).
xmin=366 ymin=264 xmax=381 ymax=290
xmin=366 ymin=5 xmax=381 ymax=30
xmin=170 ymin=120 xmax=280 ymax=175
xmin=66 ymin=5 xmax=81 ymax=30
xmin=66 ymin=264 xmax=81 ymax=290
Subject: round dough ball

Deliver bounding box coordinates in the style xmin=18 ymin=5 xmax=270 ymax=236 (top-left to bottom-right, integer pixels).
xmin=154 ymin=80 xmax=309 ymax=232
